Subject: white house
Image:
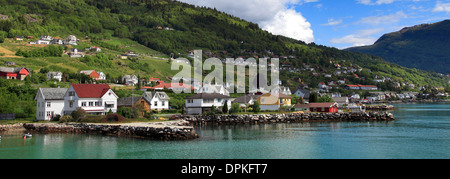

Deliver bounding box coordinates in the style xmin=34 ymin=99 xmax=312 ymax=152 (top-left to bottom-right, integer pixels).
xmin=185 ymin=93 xmax=233 ymax=115
xmin=272 ymin=86 xmax=292 ymax=96
xmin=47 ymin=71 xmax=63 ymax=82
xmin=36 ymin=40 xmax=50 ymax=44
xmin=63 ymin=84 xmax=118 ymax=115
xmin=143 ymin=91 xmax=171 ymax=111
xmin=122 ymin=75 xmax=138 ymax=86
xmin=35 ymin=88 xmax=68 ymax=121
xmin=98 ymin=72 xmax=106 ymax=81
xmin=65 ymin=35 xmax=78 ymax=45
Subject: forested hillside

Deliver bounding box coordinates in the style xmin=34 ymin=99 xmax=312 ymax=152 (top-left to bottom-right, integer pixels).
xmin=347 ymin=20 xmax=450 ymax=74
xmin=0 ymin=0 xmax=448 ymax=89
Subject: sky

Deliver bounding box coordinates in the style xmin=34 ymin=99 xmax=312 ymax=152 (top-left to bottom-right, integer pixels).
xmin=178 ymin=0 xmax=450 ymax=49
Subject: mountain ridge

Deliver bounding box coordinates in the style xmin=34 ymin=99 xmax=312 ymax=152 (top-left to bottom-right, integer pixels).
xmin=347 ymin=20 xmax=450 ymax=74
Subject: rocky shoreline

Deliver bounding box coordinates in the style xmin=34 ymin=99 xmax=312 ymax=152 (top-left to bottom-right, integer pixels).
xmin=22 ymin=122 xmax=199 ymax=140
xmin=3 ymin=112 xmax=395 ymax=140
xmin=178 ymin=112 xmax=395 ymax=125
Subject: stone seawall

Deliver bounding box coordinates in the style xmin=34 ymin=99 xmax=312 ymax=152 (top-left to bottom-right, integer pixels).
xmin=179 ymin=112 xmax=395 ymax=125
xmin=0 ymin=123 xmax=24 ymax=131
xmin=22 ymin=122 xmax=198 ymax=140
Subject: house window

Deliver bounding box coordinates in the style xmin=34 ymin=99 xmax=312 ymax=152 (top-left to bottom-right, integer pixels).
xmin=154 ymin=101 xmax=158 ymax=106
xmin=95 ymin=102 xmax=100 ymax=106
xmin=162 ymin=101 xmax=165 ymax=106
xmin=89 ymin=102 xmax=94 ymax=106
xmin=187 ymin=100 xmax=193 ymax=103
xmin=69 ymin=101 xmax=74 ymax=108
xmin=69 ymin=91 xmax=75 ymax=96
xmin=81 ymin=102 xmax=86 ymax=107
xmin=203 ymin=99 xmax=214 ymax=103
xmin=47 ymin=102 xmax=51 ymax=107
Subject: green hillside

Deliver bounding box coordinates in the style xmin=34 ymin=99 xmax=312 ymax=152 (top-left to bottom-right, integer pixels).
xmin=0 ymin=0 xmax=448 ymax=90
xmin=347 ymin=20 xmax=450 ymax=74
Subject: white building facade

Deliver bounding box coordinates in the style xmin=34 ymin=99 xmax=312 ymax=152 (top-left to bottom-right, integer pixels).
xmin=63 ymin=84 xmax=118 ymax=115
xmin=35 ymin=88 xmax=68 ymax=121
xmin=185 ymin=93 xmax=233 ymax=115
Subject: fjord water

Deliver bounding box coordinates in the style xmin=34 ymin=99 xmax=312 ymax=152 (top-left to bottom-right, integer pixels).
xmin=0 ymin=103 xmax=449 ymax=159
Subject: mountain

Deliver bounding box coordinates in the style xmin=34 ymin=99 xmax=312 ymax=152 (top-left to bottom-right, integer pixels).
xmin=0 ymin=0 xmax=448 ymax=90
xmin=347 ymin=20 xmax=450 ymax=74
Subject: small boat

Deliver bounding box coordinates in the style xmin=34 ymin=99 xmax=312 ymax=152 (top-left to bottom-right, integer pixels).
xmin=23 ymin=133 xmax=32 ymax=138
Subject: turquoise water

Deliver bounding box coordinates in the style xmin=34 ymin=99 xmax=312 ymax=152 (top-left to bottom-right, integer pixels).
xmin=0 ymin=103 xmax=449 ymax=159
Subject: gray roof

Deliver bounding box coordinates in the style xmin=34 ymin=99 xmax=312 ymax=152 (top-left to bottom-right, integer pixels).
xmin=143 ymin=91 xmax=170 ymax=101
xmin=232 ymin=94 xmax=258 ymax=104
xmin=296 ymin=89 xmax=310 ymax=99
xmin=185 ymin=93 xmax=232 ymax=99
xmin=39 ymin=88 xmax=68 ymax=100
xmin=0 ymin=67 xmax=29 ymax=73
xmin=117 ymin=97 xmax=143 ymax=106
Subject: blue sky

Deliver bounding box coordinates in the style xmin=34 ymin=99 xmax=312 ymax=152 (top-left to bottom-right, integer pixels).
xmin=179 ymin=0 xmax=450 ymax=49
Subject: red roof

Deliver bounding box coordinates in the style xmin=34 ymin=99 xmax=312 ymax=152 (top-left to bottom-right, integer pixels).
xmin=72 ymin=84 xmax=111 ymax=98
xmin=308 ymin=103 xmax=337 ymax=108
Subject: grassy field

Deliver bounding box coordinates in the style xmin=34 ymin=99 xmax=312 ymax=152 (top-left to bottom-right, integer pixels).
xmin=0 ymin=37 xmax=180 ymax=81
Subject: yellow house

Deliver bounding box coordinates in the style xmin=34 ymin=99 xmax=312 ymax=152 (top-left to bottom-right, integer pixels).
xmin=256 ymin=93 xmax=291 ymax=110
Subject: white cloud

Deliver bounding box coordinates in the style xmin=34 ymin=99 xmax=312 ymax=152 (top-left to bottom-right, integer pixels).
xmin=262 ymin=9 xmax=315 ymax=43
xmin=330 ymin=28 xmax=384 ymax=48
xmin=321 ymin=18 xmax=343 ymax=26
xmin=358 ymin=11 xmax=408 ymax=25
xmin=330 ymin=35 xmax=377 ymax=48
xmin=357 ymin=0 xmax=396 ymax=5
xmin=433 ymin=1 xmax=450 ymax=13
xmin=177 ymin=0 xmax=315 ymax=43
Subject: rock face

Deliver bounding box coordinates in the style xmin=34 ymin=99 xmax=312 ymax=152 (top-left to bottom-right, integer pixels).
xmin=22 ymin=123 xmax=198 ymax=140
xmin=177 ymin=112 xmax=395 ymax=125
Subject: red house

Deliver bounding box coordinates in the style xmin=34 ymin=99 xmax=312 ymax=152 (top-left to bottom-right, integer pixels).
xmin=308 ymin=102 xmax=338 ymax=113
xmin=80 ymin=70 xmax=100 ymax=80
xmin=0 ymin=67 xmax=30 ymax=80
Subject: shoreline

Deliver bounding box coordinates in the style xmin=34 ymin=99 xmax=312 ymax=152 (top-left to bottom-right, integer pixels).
xmin=178 ymin=112 xmax=395 ymax=126
xmin=0 ymin=112 xmax=395 ymax=139
xmin=21 ymin=121 xmax=199 ymax=140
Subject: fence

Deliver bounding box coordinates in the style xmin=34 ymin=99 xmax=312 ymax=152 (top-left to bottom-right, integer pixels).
xmin=0 ymin=113 xmax=15 ymax=120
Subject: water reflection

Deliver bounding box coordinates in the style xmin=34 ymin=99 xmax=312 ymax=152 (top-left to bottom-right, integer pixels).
xmin=0 ymin=103 xmax=449 ymax=159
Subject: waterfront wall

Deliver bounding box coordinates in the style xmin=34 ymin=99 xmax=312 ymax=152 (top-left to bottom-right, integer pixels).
xmin=22 ymin=123 xmax=199 ymax=140
xmin=0 ymin=123 xmax=24 ymax=132
xmin=179 ymin=112 xmax=395 ymax=125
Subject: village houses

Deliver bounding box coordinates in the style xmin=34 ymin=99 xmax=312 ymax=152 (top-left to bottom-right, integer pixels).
xmin=118 ymin=91 xmax=170 ymax=113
